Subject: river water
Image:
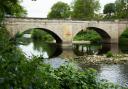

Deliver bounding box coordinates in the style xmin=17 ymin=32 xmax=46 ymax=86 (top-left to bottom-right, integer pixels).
xmin=16 ymin=34 xmax=128 ymax=87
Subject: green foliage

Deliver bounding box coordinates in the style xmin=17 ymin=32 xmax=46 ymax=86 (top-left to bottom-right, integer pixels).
xmin=119 ymin=38 xmax=128 ymax=53
xmin=119 ymin=38 xmax=128 ymax=45
xmin=73 ymin=30 xmax=102 ymax=43
xmin=119 ymin=28 xmax=128 ymax=46
xmin=106 ymin=51 xmax=113 ymax=58
xmin=103 ymin=3 xmax=116 ymax=19
xmin=47 ymin=1 xmax=70 ymax=19
xmin=71 ymin=0 xmax=100 ymax=20
xmin=0 ymin=0 xmax=27 ymax=23
xmin=31 ymin=29 xmax=54 ymax=42
xmin=103 ymin=3 xmax=116 ymax=15
xmin=120 ymin=28 xmax=128 ymax=38
xmin=103 ymin=0 xmax=128 ymax=20
xmin=93 ymin=14 xmax=104 ymax=20
xmin=0 ymin=26 xmax=11 ymax=52
xmin=119 ymin=28 xmax=128 ymax=53
xmin=115 ymin=0 xmax=128 ymax=19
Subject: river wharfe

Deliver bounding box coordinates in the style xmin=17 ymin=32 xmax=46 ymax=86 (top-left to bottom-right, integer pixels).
xmin=16 ymin=33 xmax=128 ymax=87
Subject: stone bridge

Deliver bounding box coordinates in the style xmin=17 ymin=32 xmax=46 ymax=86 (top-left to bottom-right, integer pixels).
xmin=3 ymin=17 xmax=128 ymax=46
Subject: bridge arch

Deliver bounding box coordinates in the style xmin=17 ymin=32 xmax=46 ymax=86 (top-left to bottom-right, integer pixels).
xmin=87 ymin=27 xmax=111 ymax=43
xmin=73 ymin=27 xmax=111 ymax=43
xmin=15 ymin=28 xmax=63 ymax=44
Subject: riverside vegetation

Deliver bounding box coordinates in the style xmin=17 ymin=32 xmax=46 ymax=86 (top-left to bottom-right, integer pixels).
xmin=119 ymin=28 xmax=128 ymax=54
xmin=0 ymin=27 xmax=128 ymax=89
xmin=0 ymin=0 xmax=128 ymax=88
xmin=73 ymin=29 xmax=102 ymax=43
xmin=31 ymin=29 xmax=54 ymax=42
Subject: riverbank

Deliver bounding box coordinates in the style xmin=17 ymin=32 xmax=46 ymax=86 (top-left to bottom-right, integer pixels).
xmin=74 ymin=54 xmax=128 ymax=64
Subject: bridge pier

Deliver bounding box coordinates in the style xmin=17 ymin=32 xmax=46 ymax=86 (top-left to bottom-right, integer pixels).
xmin=62 ymin=41 xmax=72 ymax=48
xmin=110 ymin=38 xmax=119 ymax=44
xmin=110 ymin=43 xmax=119 ymax=53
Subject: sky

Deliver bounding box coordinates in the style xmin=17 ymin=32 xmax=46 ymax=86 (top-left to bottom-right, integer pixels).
xmin=21 ymin=0 xmax=116 ymax=18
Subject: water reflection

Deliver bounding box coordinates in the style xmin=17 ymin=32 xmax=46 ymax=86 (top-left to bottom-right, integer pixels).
xmin=73 ymin=43 xmax=111 ymax=56
xmin=17 ymin=34 xmax=62 ymax=58
xmin=17 ymin=33 xmax=128 ymax=58
xmin=72 ymin=43 xmax=128 ymax=56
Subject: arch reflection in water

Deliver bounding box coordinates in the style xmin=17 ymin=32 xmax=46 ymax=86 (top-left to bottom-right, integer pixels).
xmin=73 ymin=43 xmax=111 ymax=56
xmin=18 ymin=42 xmax=62 ymax=59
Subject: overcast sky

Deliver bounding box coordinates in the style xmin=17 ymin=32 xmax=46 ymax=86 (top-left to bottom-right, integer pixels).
xmin=21 ymin=0 xmax=116 ymax=18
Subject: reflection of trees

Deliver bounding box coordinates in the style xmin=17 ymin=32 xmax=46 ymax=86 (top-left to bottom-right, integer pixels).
xmin=33 ymin=39 xmax=52 ymax=55
xmin=73 ymin=44 xmax=95 ymax=56
xmin=73 ymin=44 xmax=85 ymax=56
xmin=98 ymin=44 xmax=110 ymax=55
xmin=32 ymin=39 xmax=62 ymax=58
xmin=16 ymin=29 xmax=62 ymax=58
xmin=73 ymin=44 xmax=108 ymax=56
xmin=16 ymin=37 xmax=32 ymax=45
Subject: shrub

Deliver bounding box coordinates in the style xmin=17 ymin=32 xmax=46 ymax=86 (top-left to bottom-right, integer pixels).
xmin=120 ymin=28 xmax=128 ymax=38
xmin=106 ymin=51 xmax=113 ymax=58
xmin=73 ymin=30 xmax=102 ymax=43
xmin=31 ymin=29 xmax=54 ymax=42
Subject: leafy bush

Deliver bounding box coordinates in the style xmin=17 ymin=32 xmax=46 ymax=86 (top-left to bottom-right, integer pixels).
xmin=120 ymin=28 xmax=128 ymax=38
xmin=74 ymin=30 xmax=102 ymax=43
xmin=106 ymin=51 xmax=113 ymax=58
xmin=31 ymin=29 xmax=54 ymax=42
xmin=119 ymin=28 xmax=128 ymax=53
xmin=0 ymin=26 xmax=11 ymax=54
xmin=119 ymin=28 xmax=128 ymax=46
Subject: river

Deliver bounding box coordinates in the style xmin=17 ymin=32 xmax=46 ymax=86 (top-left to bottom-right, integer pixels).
xmin=16 ymin=33 xmax=128 ymax=87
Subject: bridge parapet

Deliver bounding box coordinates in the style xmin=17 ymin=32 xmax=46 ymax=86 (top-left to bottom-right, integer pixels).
xmin=4 ymin=17 xmax=128 ymax=24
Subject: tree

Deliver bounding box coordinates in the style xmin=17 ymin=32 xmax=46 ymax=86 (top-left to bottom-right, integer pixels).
xmin=103 ymin=3 xmax=116 ymax=19
xmin=71 ymin=0 xmax=100 ymax=20
xmin=0 ymin=0 xmax=27 ymax=23
xmin=47 ymin=1 xmax=70 ymax=19
xmin=103 ymin=3 xmax=116 ymax=16
xmin=115 ymin=0 xmax=128 ymax=19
